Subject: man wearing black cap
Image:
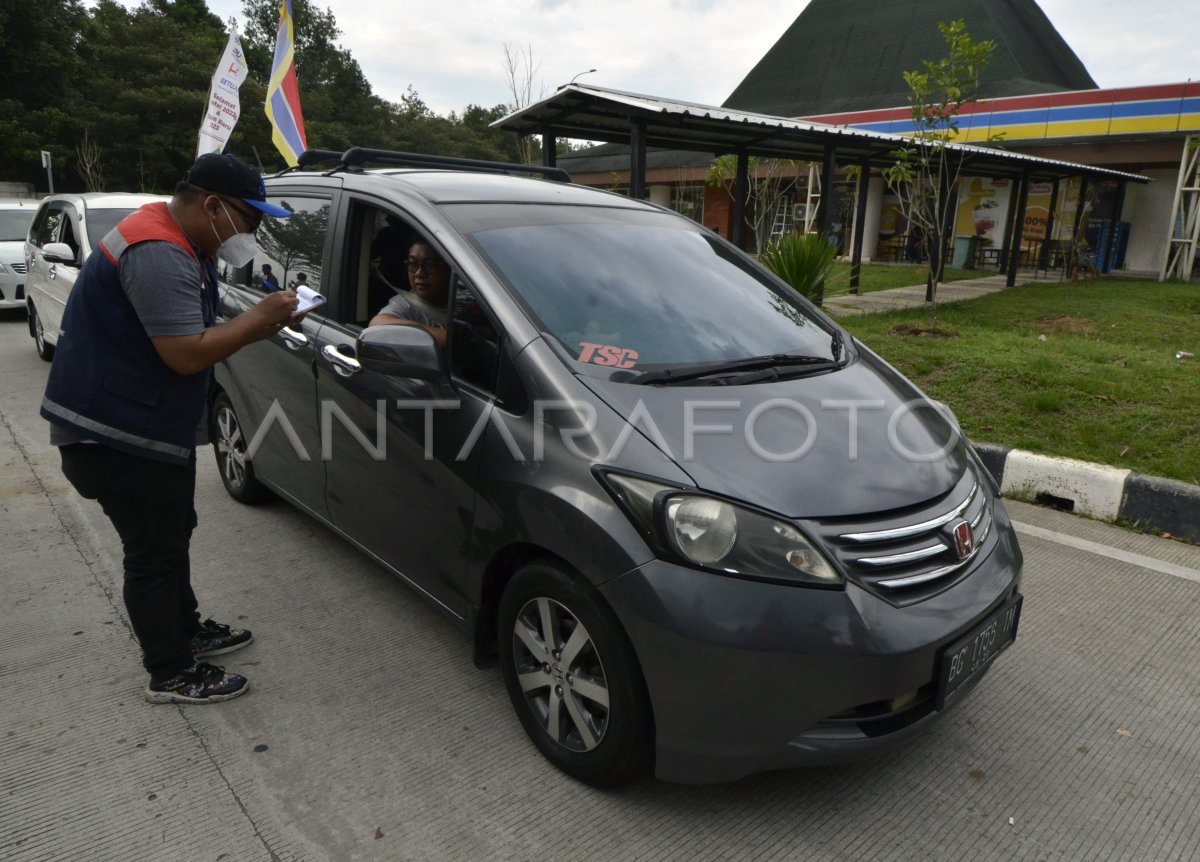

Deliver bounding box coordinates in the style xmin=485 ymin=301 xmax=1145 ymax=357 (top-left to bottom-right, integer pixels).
xmin=42 ymin=153 xmax=300 ymax=705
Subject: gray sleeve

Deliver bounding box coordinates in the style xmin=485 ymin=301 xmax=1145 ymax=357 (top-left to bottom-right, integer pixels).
xmin=379 ymin=293 xmax=430 ymax=325
xmin=118 ymin=241 xmax=207 ymax=337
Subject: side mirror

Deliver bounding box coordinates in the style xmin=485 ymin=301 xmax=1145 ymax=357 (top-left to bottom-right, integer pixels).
xmin=357 ymin=324 xmax=448 ymax=382
xmin=42 ymin=242 xmax=76 ymax=265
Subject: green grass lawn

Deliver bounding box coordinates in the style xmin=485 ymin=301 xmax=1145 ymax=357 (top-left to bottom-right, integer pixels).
xmin=838 ymin=278 xmax=1200 ymax=485
xmin=824 ymin=261 xmax=982 ymax=296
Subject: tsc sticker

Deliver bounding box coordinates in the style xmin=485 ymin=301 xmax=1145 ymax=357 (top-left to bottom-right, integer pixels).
xmin=578 ymin=342 xmax=639 ymax=369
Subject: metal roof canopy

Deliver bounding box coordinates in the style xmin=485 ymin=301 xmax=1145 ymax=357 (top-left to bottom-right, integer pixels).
xmin=494 ymin=83 xmax=1149 ymax=289
xmin=493 ymin=83 xmax=1148 ymax=185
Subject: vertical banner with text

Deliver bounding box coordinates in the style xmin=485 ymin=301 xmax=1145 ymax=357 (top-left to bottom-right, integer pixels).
xmin=197 ymin=29 xmax=248 ymax=158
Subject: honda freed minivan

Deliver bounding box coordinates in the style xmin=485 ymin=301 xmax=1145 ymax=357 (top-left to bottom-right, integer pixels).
xmin=210 ymin=149 xmax=1023 ymax=786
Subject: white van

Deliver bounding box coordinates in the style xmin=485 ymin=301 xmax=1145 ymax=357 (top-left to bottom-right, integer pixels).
xmin=24 ymin=192 xmax=168 ymax=359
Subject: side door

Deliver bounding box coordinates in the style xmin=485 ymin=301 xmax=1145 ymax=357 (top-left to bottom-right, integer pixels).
xmin=27 ymin=201 xmax=80 ymax=338
xmin=313 ymin=198 xmax=503 ymax=618
xmin=214 ymin=187 xmax=338 ymax=516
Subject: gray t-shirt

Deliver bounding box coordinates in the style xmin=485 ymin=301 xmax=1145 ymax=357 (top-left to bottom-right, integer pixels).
xmin=378 ymin=291 xmax=448 ymax=328
xmin=50 ymin=240 xmax=211 ymax=447
xmin=119 ymin=240 xmax=210 ymax=337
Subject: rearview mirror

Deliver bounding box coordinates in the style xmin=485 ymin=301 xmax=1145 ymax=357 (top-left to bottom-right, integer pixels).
xmin=42 ymin=242 xmax=76 ymax=265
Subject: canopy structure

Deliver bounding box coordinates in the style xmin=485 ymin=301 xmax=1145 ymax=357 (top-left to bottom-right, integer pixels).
xmin=493 ymin=83 xmax=1148 ymax=287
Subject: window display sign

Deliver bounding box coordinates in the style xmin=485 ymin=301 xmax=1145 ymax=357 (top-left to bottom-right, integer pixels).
xmin=1023 ymin=182 xmax=1054 ymax=241
xmin=955 ymin=178 xmax=1009 ymax=244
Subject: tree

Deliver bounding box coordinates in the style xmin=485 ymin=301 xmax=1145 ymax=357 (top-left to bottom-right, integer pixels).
xmin=0 ymin=0 xmax=554 ymax=192
xmin=74 ymin=0 xmax=229 ymax=192
xmin=0 ymin=0 xmax=89 ymax=191
xmin=883 ymin=19 xmax=996 ymax=321
xmin=256 ymin=201 xmax=328 ymax=283
xmin=706 ymin=156 xmax=801 ymax=253
xmin=76 ymin=129 xmax=105 ymax=192
xmin=502 ymin=43 xmax=543 ymax=164
xmin=456 ymin=103 xmax=525 ymax=162
xmin=239 ymin=0 xmax=397 ymax=165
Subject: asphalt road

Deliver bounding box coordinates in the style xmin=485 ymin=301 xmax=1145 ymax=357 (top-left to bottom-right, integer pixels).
xmin=3 ymin=307 xmax=1200 ymax=862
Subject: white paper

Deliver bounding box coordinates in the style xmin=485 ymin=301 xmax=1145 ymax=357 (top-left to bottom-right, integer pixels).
xmin=295 ymin=285 xmax=326 ymax=314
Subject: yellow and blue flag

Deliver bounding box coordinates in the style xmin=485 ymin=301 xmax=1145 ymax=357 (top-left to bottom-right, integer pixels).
xmin=264 ymin=0 xmax=307 ymax=166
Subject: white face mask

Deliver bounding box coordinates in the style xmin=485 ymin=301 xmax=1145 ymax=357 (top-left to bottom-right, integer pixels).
xmin=211 ymin=201 xmax=259 ymax=268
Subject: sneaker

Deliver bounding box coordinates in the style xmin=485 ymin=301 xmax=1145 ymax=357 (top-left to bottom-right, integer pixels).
xmin=189 ymin=618 xmax=253 ymax=658
xmin=144 ymin=662 xmax=249 ymax=705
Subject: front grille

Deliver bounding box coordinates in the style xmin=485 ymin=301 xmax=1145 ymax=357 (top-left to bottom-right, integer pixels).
xmin=11 ymin=263 xmax=27 ymax=275
xmin=810 ymin=471 xmax=993 ymax=606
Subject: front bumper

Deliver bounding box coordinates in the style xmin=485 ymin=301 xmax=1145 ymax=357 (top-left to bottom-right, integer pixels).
xmin=0 ymin=272 xmax=24 ymax=309
xmin=598 ymin=508 xmax=1023 ymax=784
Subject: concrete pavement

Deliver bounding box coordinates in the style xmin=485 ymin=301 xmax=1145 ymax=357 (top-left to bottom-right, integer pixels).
xmin=5 ymin=320 xmax=1200 ymax=859
xmin=822 ymin=271 xmax=1037 ymax=317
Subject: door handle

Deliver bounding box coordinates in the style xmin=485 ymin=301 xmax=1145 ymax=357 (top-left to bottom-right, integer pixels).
xmin=280 ymin=326 xmax=308 ymax=349
xmin=48 ymin=264 xmax=57 ymax=280
xmin=321 ymin=343 xmax=362 ymax=376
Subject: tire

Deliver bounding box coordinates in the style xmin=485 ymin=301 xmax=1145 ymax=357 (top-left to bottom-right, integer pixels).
xmin=498 ymin=560 xmax=653 ymax=787
xmin=210 ymin=391 xmax=272 ymax=504
xmin=30 ymin=303 xmax=54 ymax=362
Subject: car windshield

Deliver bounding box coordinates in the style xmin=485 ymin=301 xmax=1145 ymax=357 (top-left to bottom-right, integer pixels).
xmin=447 ymin=204 xmax=831 ymax=375
xmin=0 ymin=210 xmax=35 ymax=241
xmin=85 ymin=208 xmax=140 ymax=247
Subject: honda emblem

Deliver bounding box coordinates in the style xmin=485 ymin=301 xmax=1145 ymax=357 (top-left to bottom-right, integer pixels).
xmin=952 ymin=520 xmax=975 ymax=560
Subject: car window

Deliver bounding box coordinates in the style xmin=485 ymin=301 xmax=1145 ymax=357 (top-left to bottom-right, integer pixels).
xmin=56 ymin=205 xmax=81 ymax=260
xmin=227 ymin=194 xmax=330 ymax=296
xmin=336 ymin=201 xmax=454 ymax=329
xmin=84 ymin=208 xmax=140 ymax=250
xmin=446 ymin=204 xmax=832 ymax=375
xmin=31 ymin=203 xmax=65 ymax=249
xmin=0 ymin=210 xmax=35 ymax=242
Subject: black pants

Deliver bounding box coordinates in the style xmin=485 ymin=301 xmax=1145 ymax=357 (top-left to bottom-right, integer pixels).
xmin=60 ymin=444 xmax=202 ymax=682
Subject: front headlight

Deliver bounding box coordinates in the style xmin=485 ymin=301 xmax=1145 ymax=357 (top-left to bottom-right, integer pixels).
xmin=665 ymin=496 xmax=737 ymax=564
xmin=601 ymin=472 xmax=842 ymax=587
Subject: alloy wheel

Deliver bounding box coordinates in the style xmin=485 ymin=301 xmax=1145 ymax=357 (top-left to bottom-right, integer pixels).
xmin=215 ymin=404 xmax=248 ymax=490
xmin=32 ymin=308 xmax=53 ymax=361
xmin=511 ymin=596 xmax=611 ymax=752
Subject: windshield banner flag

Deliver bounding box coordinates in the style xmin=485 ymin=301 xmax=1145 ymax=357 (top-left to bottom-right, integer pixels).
xmin=197 ymin=29 xmax=248 ymax=158
xmin=265 ymin=0 xmax=308 ymax=166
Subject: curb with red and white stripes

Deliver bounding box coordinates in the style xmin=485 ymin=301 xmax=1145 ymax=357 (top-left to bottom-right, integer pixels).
xmin=973 ymin=442 xmax=1200 ymax=543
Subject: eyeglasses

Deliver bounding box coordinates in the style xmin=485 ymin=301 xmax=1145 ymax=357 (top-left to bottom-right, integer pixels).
xmin=406 ymin=258 xmax=445 ymax=274
xmin=220 ymin=197 xmax=263 ymax=234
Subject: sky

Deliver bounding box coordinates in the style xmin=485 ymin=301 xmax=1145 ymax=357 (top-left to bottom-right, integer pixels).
xmin=193 ymin=0 xmax=1199 ymax=117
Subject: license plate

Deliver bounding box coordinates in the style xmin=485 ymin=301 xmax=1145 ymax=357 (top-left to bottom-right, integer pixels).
xmin=936 ymin=594 xmax=1022 ymax=709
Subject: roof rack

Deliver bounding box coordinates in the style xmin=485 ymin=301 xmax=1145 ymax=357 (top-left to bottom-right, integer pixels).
xmin=293 ymin=148 xmax=572 ymax=183
xmin=294 ymin=150 xmax=345 ymax=169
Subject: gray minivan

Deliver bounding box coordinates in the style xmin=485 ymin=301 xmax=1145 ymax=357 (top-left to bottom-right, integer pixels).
xmin=211 ymin=149 xmax=1022 ymax=786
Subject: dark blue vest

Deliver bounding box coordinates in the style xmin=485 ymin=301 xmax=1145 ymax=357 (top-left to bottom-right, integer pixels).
xmin=41 ymin=203 xmax=218 ymax=465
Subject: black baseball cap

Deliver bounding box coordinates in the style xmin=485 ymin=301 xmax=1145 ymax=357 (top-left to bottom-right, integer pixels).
xmin=183 ymin=153 xmax=291 ymax=218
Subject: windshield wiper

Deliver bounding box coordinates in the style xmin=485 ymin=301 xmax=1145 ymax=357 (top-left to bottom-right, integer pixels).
xmin=831 ymin=329 xmax=844 ymax=362
xmin=632 ymin=353 xmax=837 ymax=386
